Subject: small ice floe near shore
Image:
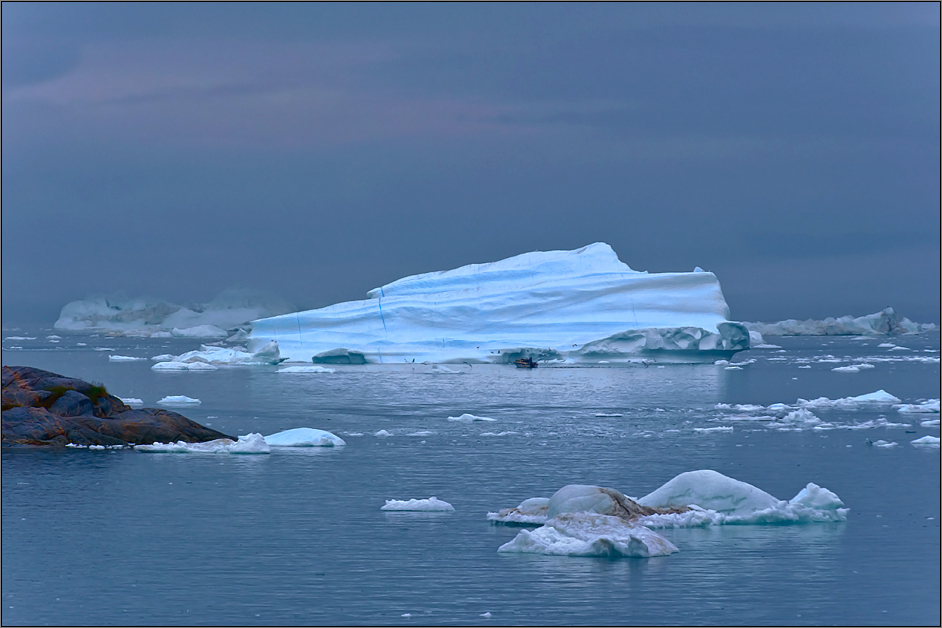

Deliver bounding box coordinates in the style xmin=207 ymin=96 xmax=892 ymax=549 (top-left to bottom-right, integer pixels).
xmin=381 ymin=497 xmax=455 ymax=512
xmin=911 ymin=435 xmax=940 ymax=448
xmin=490 ymin=471 xmax=849 ymax=557
xmin=136 ymin=427 xmax=346 ymax=454
xmin=119 ymin=397 xmax=144 ymax=407
xmin=157 ymin=395 xmax=201 ymax=406
xmin=277 ymin=365 xmax=335 ymax=374
xmin=137 ymin=433 xmax=270 ymax=454
xmin=263 ymin=427 xmax=345 ymax=447
xmin=67 ymin=443 xmax=125 ymax=450
xmin=448 ymin=413 xmax=496 ymax=423
xmin=108 ymin=355 xmax=147 ymax=362
xmin=152 ymin=361 xmax=218 ymax=371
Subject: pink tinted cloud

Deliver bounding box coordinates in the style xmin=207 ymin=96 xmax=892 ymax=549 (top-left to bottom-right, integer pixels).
xmin=3 ymin=39 xmax=525 ymax=149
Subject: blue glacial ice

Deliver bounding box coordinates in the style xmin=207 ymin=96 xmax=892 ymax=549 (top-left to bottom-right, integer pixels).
xmin=248 ymin=243 xmax=750 ymax=365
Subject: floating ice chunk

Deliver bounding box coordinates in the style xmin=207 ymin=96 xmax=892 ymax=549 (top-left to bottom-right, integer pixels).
xmin=108 ymin=355 xmax=147 ymax=362
xmin=752 ymin=344 xmax=782 ymax=349
xmin=381 ymin=497 xmax=455 ymax=512
xmin=278 ymin=366 xmax=335 ymax=374
xmin=595 ymin=412 xmax=624 ymax=417
xmin=407 ymin=430 xmax=435 ymax=437
xmin=487 ymin=497 xmax=551 ymax=525
xmin=447 ymin=413 xmax=496 ymax=423
xmin=430 ymin=365 xmax=461 ymax=374
xmin=151 ymin=354 xmax=175 ymax=362
xmin=878 ymin=343 xmax=897 ymax=348
xmin=714 ymin=360 xmax=729 ymax=366
xmin=157 ymin=395 xmax=201 ymax=406
xmin=694 ymin=426 xmax=733 ymax=433
xmin=920 ymin=419 xmax=940 ymax=428
xmin=374 ymin=430 xmax=392 ymax=437
xmin=481 ymin=612 xmax=492 ymax=619
xmin=638 ymin=470 xmax=780 ymax=516
xmin=911 ymin=435 xmax=940 ymax=448
xmin=480 ymin=431 xmax=519 ymax=437
xmin=264 ymin=427 xmax=346 ymax=447
xmin=832 ymin=365 xmax=861 ymax=373
xmin=748 ymin=330 xmax=764 ymax=346
xmin=896 ymin=399 xmax=940 ymax=414
xmin=497 ymin=513 xmax=678 ymax=558
xmin=152 ymin=361 xmax=191 ymax=371
xmin=119 ymin=397 xmax=144 ymax=407
xmin=869 ymin=440 xmax=898 ymax=448
xmin=93 ymin=347 xmax=115 ymax=351
xmin=137 ymin=433 xmax=270 ymax=454
xmin=5 ymin=336 xmax=36 ymax=340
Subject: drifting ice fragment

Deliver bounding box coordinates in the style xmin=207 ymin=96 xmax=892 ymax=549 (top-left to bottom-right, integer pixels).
xmin=911 ymin=435 xmax=940 ymax=448
xmin=108 ymin=355 xmax=147 ymax=362
xmin=136 ymin=433 xmax=270 ymax=454
xmin=497 ymin=512 xmax=678 ymax=557
xmin=381 ymin=497 xmax=455 ymax=511
xmin=157 ymin=395 xmax=201 ymax=406
xmin=119 ymin=397 xmax=144 ymax=407
xmin=448 ymin=414 xmax=496 ymax=423
xmin=278 ymin=366 xmax=335 ymax=374
xmin=264 ymin=428 xmax=345 ymax=447
xmin=897 ymin=399 xmax=940 ymax=414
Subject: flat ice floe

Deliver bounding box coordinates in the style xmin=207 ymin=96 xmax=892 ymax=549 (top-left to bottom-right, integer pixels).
xmin=119 ymin=397 xmax=144 ymax=407
xmin=381 ymin=497 xmax=455 ymax=512
xmin=896 ymin=399 xmax=940 ymax=414
xmin=448 ymin=413 xmax=496 ymax=423
xmin=264 ymin=428 xmax=345 ymax=447
xmin=137 ymin=433 xmax=270 ymax=454
xmin=108 ymin=355 xmax=147 ymax=362
xmin=152 ymin=361 xmax=218 ymax=371
xmin=911 ymin=435 xmax=940 ymax=448
xmin=249 ymin=243 xmax=752 ymax=365
xmin=156 ymin=395 xmax=201 ymax=406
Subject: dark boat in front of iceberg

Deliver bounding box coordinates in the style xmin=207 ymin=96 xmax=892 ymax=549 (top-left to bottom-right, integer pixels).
xmin=514 ymin=357 xmax=538 ymax=368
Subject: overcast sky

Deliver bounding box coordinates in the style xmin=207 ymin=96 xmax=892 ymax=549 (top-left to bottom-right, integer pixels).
xmin=2 ymin=3 xmax=939 ymax=326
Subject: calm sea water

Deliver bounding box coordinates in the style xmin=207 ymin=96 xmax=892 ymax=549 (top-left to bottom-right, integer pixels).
xmin=2 ymin=331 xmax=939 ymax=626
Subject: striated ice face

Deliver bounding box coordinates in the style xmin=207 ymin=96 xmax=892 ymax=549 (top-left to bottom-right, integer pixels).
xmin=249 ymin=242 xmax=748 ymax=364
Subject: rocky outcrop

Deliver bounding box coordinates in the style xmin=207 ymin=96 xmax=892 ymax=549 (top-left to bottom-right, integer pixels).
xmin=1 ymin=366 xmax=233 ymax=447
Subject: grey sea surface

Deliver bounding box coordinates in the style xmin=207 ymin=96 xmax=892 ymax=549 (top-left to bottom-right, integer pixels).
xmin=2 ymin=331 xmax=939 ymax=626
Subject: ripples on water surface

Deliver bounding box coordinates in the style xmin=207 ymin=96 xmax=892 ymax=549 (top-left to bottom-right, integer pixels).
xmin=2 ymin=333 xmax=939 ymax=625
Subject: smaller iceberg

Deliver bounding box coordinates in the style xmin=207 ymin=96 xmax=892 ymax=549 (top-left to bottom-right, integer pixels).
xmin=108 ymin=355 xmax=147 ymax=362
xmin=157 ymin=395 xmax=201 ymax=406
xmin=150 ymin=341 xmax=285 ymax=369
xmin=744 ymin=307 xmax=936 ymax=336
xmin=381 ymin=497 xmax=455 ymax=512
xmin=277 ymin=366 xmax=335 ymax=374
xmin=263 ymin=428 xmax=345 ymax=447
xmin=911 ymin=435 xmax=940 ymax=448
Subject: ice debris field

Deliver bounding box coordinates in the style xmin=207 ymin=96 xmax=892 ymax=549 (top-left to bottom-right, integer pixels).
xmin=134 ymin=427 xmax=346 ymax=454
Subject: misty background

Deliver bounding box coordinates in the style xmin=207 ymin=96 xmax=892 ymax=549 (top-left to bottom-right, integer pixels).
xmin=2 ymin=3 xmax=939 ymax=327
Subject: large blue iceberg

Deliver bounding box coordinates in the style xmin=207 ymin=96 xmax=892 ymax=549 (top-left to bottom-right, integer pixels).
xmin=249 ymin=243 xmax=750 ymax=365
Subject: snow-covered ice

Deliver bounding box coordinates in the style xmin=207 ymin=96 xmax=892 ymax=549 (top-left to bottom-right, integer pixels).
xmin=156 ymin=395 xmax=201 ymax=406
xmin=869 ymin=440 xmax=898 ymax=448
xmin=149 ymin=341 xmax=285 ymax=368
xmin=374 ymin=430 xmax=392 ymax=438
xmin=119 ymin=397 xmax=144 ymax=407
xmin=264 ymin=428 xmax=346 ymax=447
xmin=911 ymin=435 xmax=940 ymax=448
xmin=137 ymin=433 xmax=270 ymax=454
xmin=249 ymin=243 xmax=751 ymax=365
xmin=381 ymin=497 xmax=455 ymax=512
